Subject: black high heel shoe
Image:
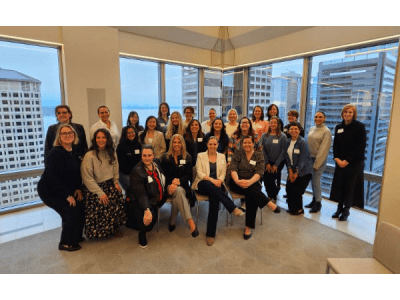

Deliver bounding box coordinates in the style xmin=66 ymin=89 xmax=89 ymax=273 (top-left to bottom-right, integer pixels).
xmin=169 ymin=224 xmax=176 ymax=232
xmin=58 ymin=244 xmax=81 ymax=252
xmin=191 ymin=226 xmax=199 ymax=237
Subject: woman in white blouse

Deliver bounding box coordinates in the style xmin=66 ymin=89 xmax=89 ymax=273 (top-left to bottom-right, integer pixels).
xmin=201 ymin=108 xmax=217 ymax=134
xmin=90 ymin=106 xmax=120 ymax=146
xmin=225 ymin=108 xmax=239 ymax=138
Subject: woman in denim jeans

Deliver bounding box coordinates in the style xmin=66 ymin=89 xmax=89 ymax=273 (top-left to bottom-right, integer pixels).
xmin=305 ymin=112 xmax=332 ymax=213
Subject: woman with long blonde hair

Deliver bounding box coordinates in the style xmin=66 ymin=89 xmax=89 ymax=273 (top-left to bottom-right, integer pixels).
xmin=161 ymin=134 xmax=199 ymax=236
xmin=164 ymin=111 xmax=185 ymax=152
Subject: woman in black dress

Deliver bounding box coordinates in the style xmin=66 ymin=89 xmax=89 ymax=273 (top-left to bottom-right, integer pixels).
xmin=126 ymin=111 xmax=144 ymax=132
xmin=205 ymin=117 xmax=229 ymax=155
xmin=38 ymin=124 xmax=85 ymax=251
xmin=330 ymin=104 xmax=366 ymax=221
xmin=116 ymin=125 xmax=142 ymax=192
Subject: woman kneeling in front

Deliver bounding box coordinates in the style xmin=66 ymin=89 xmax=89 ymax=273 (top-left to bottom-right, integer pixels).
xmin=229 ymin=135 xmax=281 ymax=240
xmin=192 ymin=136 xmax=244 ymax=246
xmin=127 ymin=145 xmax=167 ymax=248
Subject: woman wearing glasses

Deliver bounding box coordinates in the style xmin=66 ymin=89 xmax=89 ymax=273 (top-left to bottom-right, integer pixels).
xmin=38 ymin=124 xmax=85 ymax=251
xmin=44 ymin=105 xmax=88 ymax=164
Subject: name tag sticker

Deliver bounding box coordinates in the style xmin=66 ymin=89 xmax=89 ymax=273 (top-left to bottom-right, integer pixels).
xmin=180 ymin=160 xmax=186 ymax=165
xmin=135 ymin=149 xmax=140 ymax=154
xmin=283 ymin=128 xmax=287 ymax=132
xmin=197 ymin=138 xmax=203 ymax=142
xmin=250 ymin=160 xmax=256 ymax=165
xmin=148 ymin=176 xmax=153 ymax=183
xmin=161 ymin=123 xmax=165 ymax=127
xmin=338 ymin=128 xmax=344 ymax=133
xmin=294 ymin=149 xmax=300 ymax=154
xmin=273 ymin=139 xmax=279 ymax=144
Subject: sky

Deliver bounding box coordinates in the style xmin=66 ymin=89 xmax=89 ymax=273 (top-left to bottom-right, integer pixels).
xmin=0 ymin=40 xmax=62 ymax=107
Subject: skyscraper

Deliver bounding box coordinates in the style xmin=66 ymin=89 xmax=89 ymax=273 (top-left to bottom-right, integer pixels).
xmin=0 ymin=68 xmax=43 ymax=209
xmin=315 ymin=49 xmax=397 ymax=210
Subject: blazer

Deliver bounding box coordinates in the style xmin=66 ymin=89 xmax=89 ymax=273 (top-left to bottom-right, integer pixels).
xmin=139 ymin=130 xmax=166 ymax=160
xmin=192 ymin=151 xmax=227 ymax=190
xmin=285 ymin=136 xmax=313 ymax=177
xmin=44 ymin=122 xmax=88 ymax=163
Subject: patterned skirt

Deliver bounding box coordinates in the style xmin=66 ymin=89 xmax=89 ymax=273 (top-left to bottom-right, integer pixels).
xmin=83 ymin=179 xmax=126 ymax=239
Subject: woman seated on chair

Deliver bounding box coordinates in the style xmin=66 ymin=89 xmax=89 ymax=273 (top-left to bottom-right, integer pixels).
xmin=161 ymin=134 xmax=199 ymax=237
xmin=228 ymin=135 xmax=281 ymax=240
xmin=192 ymin=136 xmax=244 ymax=246
xmin=126 ymin=145 xmax=167 ymax=248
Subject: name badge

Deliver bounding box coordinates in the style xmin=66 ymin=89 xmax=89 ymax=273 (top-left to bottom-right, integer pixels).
xmin=294 ymin=149 xmax=300 ymax=154
xmin=148 ymin=176 xmax=153 ymax=183
xmin=273 ymin=139 xmax=279 ymax=144
xmin=180 ymin=160 xmax=186 ymax=165
xmin=135 ymin=149 xmax=140 ymax=154
xmin=197 ymin=138 xmax=203 ymax=142
xmin=255 ymin=124 xmax=262 ymax=129
xmin=161 ymin=123 xmax=165 ymax=127
xmin=338 ymin=128 xmax=344 ymax=133
xmin=283 ymin=128 xmax=287 ymax=132
xmin=250 ymin=160 xmax=256 ymax=165
xmin=148 ymin=138 xmax=153 ymax=143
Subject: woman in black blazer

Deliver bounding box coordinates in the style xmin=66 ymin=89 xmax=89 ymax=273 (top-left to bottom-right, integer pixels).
xmin=161 ymin=134 xmax=199 ymax=237
xmin=330 ymin=104 xmax=366 ymax=221
xmin=38 ymin=124 xmax=85 ymax=252
xmin=184 ymin=119 xmax=207 ymax=166
xmin=44 ymin=105 xmax=88 ymax=164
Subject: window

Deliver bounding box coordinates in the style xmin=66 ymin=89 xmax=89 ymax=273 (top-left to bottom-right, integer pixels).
xmin=222 ymin=70 xmax=244 ymax=120
xmin=165 ymin=64 xmax=199 ymax=118
xmin=120 ymin=57 xmax=160 ymax=126
xmin=304 ymin=42 xmax=399 ymax=212
xmin=203 ymin=70 xmax=223 ymax=121
xmin=248 ymin=59 xmax=303 ymax=122
xmin=0 ymin=39 xmax=62 ymax=210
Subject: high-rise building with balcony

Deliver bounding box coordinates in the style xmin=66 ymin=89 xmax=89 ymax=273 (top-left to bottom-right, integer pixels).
xmin=0 ymin=68 xmax=43 ymax=208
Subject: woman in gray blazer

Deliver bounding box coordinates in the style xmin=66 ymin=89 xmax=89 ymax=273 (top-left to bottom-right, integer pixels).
xmin=139 ymin=115 xmax=166 ymax=160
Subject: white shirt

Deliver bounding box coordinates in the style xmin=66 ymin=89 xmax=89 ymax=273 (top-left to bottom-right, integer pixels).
xmin=90 ymin=119 xmax=120 ymax=147
xmin=287 ymin=140 xmax=296 ymax=165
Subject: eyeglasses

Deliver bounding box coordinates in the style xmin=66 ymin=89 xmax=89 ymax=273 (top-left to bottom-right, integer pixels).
xmin=241 ymin=121 xmax=250 ymax=124
xmin=60 ymin=131 xmax=75 ymax=136
xmin=57 ymin=111 xmax=69 ymax=115
xmin=126 ymin=131 xmax=135 ymax=135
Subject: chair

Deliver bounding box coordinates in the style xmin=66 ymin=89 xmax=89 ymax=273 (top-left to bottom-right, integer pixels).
xmin=326 ymin=222 xmax=400 ymax=274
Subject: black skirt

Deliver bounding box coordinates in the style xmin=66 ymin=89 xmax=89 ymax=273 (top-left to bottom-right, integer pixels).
xmin=83 ymin=179 xmax=126 ymax=238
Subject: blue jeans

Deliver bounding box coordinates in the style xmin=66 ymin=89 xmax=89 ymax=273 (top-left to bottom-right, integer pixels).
xmin=311 ymin=158 xmax=327 ymax=203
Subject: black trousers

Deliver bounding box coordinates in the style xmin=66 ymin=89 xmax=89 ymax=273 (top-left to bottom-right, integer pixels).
xmin=38 ymin=189 xmax=85 ymax=246
xmin=197 ymin=180 xmax=237 ymax=237
xmin=130 ymin=200 xmax=159 ymax=233
xmin=286 ymin=173 xmax=312 ymax=212
xmin=229 ymin=180 xmax=269 ymax=229
xmin=263 ymin=161 xmax=285 ymax=199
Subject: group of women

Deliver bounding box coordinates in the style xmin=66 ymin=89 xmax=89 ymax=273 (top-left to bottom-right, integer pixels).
xmin=38 ymin=101 xmax=366 ymax=251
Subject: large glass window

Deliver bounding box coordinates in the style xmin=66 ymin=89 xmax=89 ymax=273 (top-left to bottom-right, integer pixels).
xmin=304 ymin=42 xmax=399 ymax=212
xmin=166 ymin=64 xmax=199 ymax=118
xmin=222 ymin=70 xmax=244 ymax=121
xmin=120 ymin=57 xmax=160 ymax=127
xmin=248 ymin=59 xmax=303 ymax=122
xmin=0 ymin=39 xmax=62 ymax=210
xmin=203 ymin=70 xmax=223 ymax=121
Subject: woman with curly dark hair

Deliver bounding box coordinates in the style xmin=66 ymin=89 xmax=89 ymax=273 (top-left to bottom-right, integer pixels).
xmin=81 ymin=128 xmax=126 ymax=239
xmin=205 ymin=118 xmax=229 ymax=155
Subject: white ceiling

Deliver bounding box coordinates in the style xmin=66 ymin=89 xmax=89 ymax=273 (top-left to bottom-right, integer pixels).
xmin=112 ymin=26 xmax=314 ymax=51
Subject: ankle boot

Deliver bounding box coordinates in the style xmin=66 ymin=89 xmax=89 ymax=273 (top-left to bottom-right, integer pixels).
xmin=305 ymin=199 xmax=316 ymax=208
xmin=339 ymin=208 xmax=350 ymax=221
xmin=332 ymin=203 xmax=343 ymax=218
xmin=309 ymin=201 xmax=322 ymax=213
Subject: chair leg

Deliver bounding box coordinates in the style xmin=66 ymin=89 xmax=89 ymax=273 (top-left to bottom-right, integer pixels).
xmin=260 ymin=207 xmax=263 ymax=225
xmin=326 ymin=264 xmax=331 ymax=274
